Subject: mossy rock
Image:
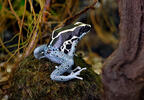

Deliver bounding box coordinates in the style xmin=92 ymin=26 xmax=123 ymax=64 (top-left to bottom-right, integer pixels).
xmin=9 ymin=55 xmax=102 ymax=100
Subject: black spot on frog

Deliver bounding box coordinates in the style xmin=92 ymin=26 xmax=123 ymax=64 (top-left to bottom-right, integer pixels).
xmin=64 ymin=49 xmax=68 ymax=54
xmin=66 ymin=44 xmax=72 ymax=49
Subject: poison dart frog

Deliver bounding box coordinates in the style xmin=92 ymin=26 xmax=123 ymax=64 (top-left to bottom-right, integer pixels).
xmin=34 ymin=22 xmax=91 ymax=81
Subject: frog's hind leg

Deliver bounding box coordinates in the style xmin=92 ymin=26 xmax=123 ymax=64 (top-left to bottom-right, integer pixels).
xmin=50 ymin=60 xmax=86 ymax=81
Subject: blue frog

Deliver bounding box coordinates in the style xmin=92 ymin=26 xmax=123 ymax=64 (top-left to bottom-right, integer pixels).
xmin=34 ymin=22 xmax=91 ymax=81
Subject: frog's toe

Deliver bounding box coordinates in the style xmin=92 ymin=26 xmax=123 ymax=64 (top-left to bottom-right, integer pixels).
xmin=75 ymin=76 xmax=83 ymax=80
xmin=72 ymin=66 xmax=81 ymax=72
xmin=69 ymin=67 xmax=86 ymax=80
xmin=77 ymin=66 xmax=81 ymax=70
xmin=75 ymin=67 xmax=86 ymax=75
xmin=55 ymin=66 xmax=58 ymax=69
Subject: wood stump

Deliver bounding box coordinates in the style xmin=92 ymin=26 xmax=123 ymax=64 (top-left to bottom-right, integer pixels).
xmin=102 ymin=0 xmax=144 ymax=100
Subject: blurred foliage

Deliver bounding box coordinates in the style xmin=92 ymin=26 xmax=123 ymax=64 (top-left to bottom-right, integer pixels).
xmin=0 ymin=0 xmax=119 ymax=56
xmin=0 ymin=0 xmax=119 ymax=99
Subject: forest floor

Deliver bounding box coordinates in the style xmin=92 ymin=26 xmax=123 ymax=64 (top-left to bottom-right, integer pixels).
xmin=0 ymin=55 xmax=102 ymax=100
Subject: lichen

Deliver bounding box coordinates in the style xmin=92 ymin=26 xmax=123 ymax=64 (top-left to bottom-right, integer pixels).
xmin=8 ymin=55 xmax=102 ymax=100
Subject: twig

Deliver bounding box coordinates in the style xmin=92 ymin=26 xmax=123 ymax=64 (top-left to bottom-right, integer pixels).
xmin=56 ymin=0 xmax=98 ymax=28
xmin=23 ymin=12 xmax=43 ymax=58
xmin=28 ymin=0 xmax=36 ymax=21
xmin=0 ymin=38 xmax=13 ymax=56
xmin=8 ymin=0 xmax=21 ymax=24
xmin=43 ymin=0 xmax=51 ymax=22
xmin=18 ymin=0 xmax=27 ymax=54
xmin=23 ymin=31 xmax=39 ymax=58
xmin=9 ymin=11 xmax=43 ymax=76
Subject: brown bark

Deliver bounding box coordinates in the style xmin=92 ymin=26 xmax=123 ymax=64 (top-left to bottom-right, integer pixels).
xmin=102 ymin=0 xmax=144 ymax=100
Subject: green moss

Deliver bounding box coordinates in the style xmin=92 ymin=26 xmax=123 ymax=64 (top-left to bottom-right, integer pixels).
xmin=9 ymin=55 xmax=102 ymax=100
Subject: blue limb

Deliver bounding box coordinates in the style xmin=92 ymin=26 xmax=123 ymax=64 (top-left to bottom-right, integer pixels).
xmin=50 ymin=60 xmax=86 ymax=81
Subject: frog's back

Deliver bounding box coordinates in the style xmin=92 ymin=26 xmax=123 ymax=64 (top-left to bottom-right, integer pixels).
xmin=49 ymin=22 xmax=91 ymax=55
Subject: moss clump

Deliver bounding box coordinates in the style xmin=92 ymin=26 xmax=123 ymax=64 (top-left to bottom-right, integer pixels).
xmin=9 ymin=55 xmax=102 ymax=100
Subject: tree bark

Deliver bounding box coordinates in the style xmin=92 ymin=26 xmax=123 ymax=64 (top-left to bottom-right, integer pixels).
xmin=102 ymin=0 xmax=144 ymax=100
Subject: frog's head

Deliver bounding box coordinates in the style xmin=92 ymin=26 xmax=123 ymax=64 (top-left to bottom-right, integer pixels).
xmin=34 ymin=44 xmax=48 ymax=59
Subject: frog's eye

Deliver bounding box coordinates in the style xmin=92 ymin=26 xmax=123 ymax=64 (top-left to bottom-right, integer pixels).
xmin=41 ymin=52 xmax=44 ymax=54
xmin=40 ymin=51 xmax=44 ymax=55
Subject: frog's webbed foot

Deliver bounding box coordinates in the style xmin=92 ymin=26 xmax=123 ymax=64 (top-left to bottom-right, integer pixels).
xmin=69 ymin=67 xmax=87 ymax=80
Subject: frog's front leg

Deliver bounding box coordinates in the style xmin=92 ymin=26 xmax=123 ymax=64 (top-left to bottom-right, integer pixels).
xmin=50 ymin=59 xmax=86 ymax=81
